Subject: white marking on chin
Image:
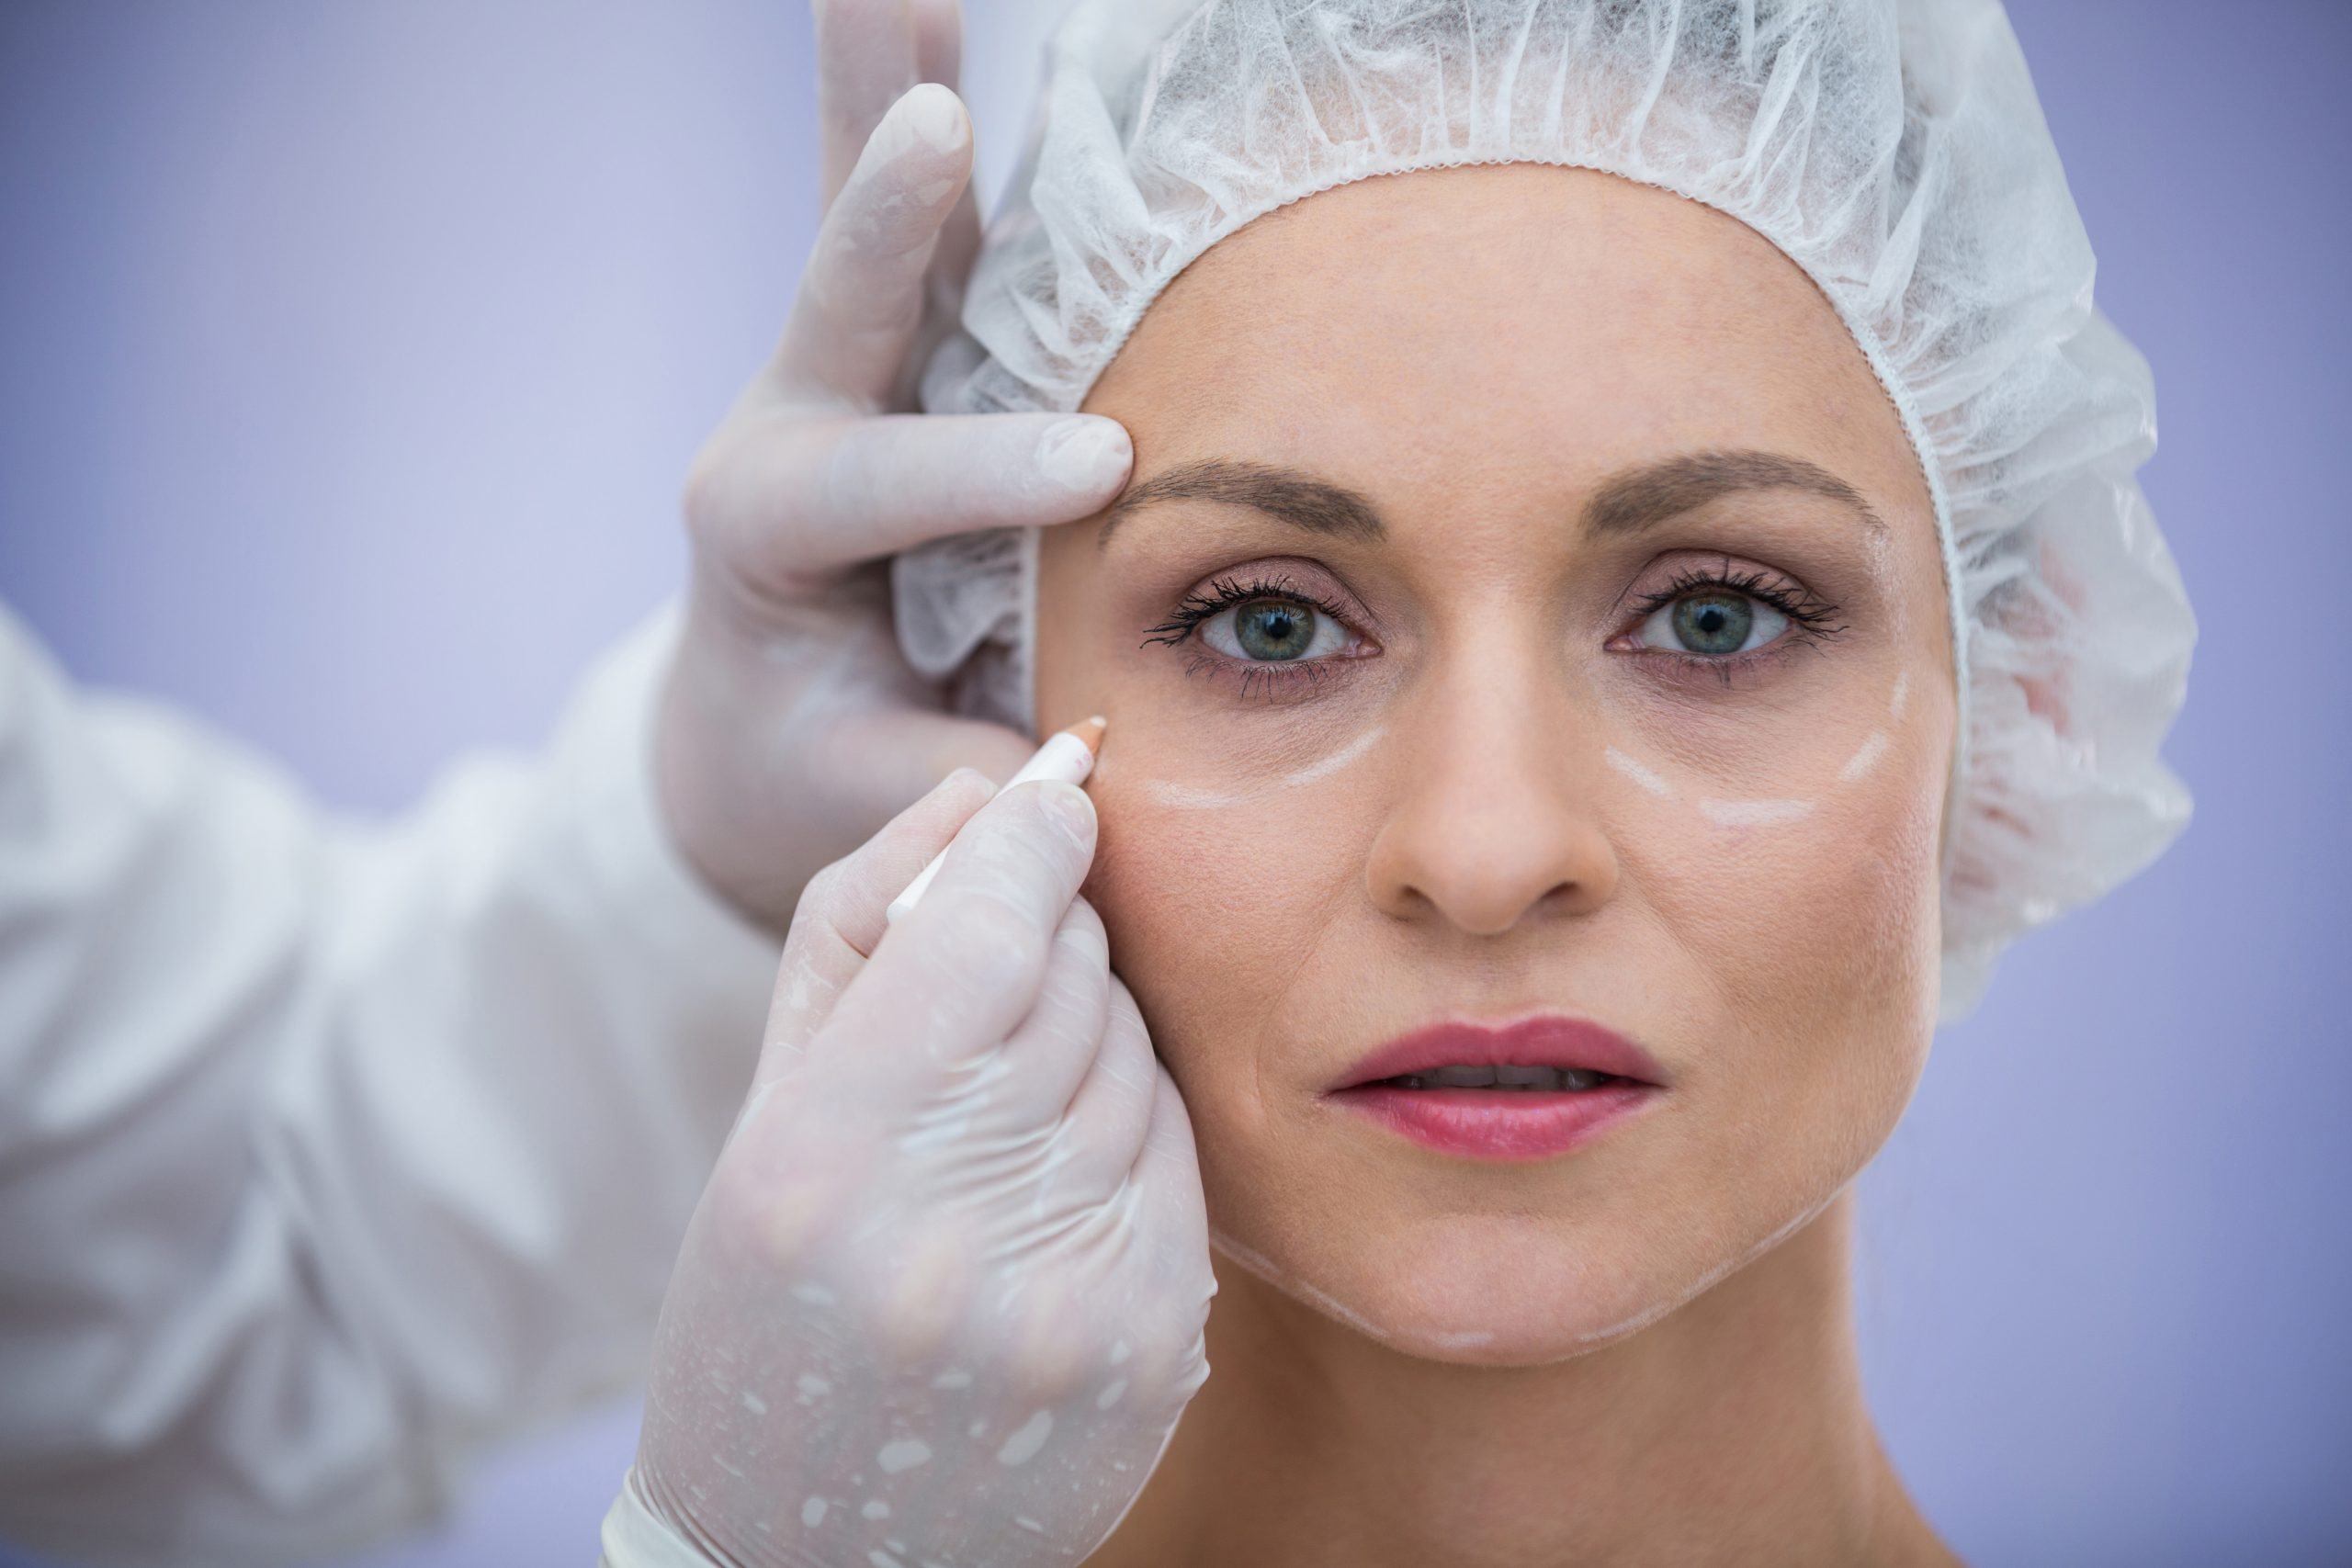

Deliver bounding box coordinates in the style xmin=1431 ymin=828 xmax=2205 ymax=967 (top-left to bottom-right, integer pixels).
xmin=1210 ymin=1229 xmax=1391 ymax=1339
xmin=1429 ymin=1327 xmax=1498 ymax=1349
xmin=1699 ymin=796 xmax=1817 ymax=827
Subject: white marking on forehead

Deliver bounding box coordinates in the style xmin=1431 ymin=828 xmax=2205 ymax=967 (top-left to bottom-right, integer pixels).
xmin=1281 ymin=725 xmax=1386 ymax=785
xmin=1602 ymin=745 xmax=1674 ymax=798
xmin=1838 ymin=730 xmax=1889 ymax=783
xmin=1699 ymin=796 xmax=1818 ymax=828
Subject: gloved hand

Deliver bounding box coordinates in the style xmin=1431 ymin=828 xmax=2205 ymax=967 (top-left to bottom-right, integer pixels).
xmin=604 ymin=768 xmax=1216 ymax=1567
xmin=657 ymin=0 xmax=1135 ymax=928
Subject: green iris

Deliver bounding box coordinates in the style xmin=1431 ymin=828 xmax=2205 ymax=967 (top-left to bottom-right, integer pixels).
xmin=1671 ymin=592 xmax=1753 ymax=655
xmin=1235 ymin=601 xmax=1316 ymax=660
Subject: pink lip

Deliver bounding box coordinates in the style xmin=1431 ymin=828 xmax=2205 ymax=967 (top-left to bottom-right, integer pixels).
xmin=1328 ymin=1016 xmax=1666 ymax=1163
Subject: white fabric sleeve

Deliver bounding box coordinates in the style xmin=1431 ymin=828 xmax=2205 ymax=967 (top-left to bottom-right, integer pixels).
xmin=0 ymin=602 xmax=780 ymax=1566
xmin=597 ymin=1469 xmax=717 ymax=1568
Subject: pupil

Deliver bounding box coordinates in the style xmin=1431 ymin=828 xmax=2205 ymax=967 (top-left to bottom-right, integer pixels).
xmin=1672 ymin=593 xmax=1752 ymax=656
xmin=1237 ymin=602 xmax=1314 ymax=660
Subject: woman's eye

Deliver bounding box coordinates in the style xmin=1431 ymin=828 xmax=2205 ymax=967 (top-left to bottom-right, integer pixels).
xmin=1200 ymin=599 xmax=1351 ymax=662
xmin=1635 ymin=590 xmax=1789 ymax=657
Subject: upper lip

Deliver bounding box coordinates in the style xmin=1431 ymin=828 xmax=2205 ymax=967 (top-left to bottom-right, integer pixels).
xmin=1333 ymin=1015 xmax=1668 ymax=1090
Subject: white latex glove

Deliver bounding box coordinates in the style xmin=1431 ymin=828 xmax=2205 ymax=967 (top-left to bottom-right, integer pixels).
xmin=603 ymin=767 xmax=1216 ymax=1568
xmin=658 ymin=0 xmax=1134 ymax=929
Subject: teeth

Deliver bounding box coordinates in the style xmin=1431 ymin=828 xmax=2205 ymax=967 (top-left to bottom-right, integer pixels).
xmin=1382 ymin=1066 xmax=1615 ymax=1092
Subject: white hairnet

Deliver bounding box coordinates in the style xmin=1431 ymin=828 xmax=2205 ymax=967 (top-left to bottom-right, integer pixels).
xmin=894 ymin=0 xmax=2194 ymax=1018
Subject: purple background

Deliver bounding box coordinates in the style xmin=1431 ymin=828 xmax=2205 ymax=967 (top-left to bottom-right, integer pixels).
xmin=2 ymin=3 xmax=2345 ymax=1565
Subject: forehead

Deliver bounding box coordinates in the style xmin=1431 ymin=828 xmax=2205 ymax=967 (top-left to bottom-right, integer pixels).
xmin=1085 ymin=163 xmax=1925 ymax=532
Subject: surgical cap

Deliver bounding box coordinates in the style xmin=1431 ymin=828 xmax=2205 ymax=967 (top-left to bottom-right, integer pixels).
xmin=893 ymin=0 xmax=2194 ymax=1019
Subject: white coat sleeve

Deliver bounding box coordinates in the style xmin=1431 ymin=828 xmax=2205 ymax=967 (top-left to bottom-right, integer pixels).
xmin=0 ymin=602 xmax=781 ymax=1566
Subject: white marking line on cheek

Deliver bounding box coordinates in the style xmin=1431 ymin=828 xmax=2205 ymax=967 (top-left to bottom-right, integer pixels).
xmin=1698 ymin=796 xmax=1818 ymax=828
xmin=1603 ymin=745 xmax=1675 ymax=798
xmin=1280 ymin=725 xmax=1386 ymax=786
xmin=1889 ymin=670 xmax=1910 ymax=722
xmin=1838 ymin=730 xmax=1889 ymax=783
xmin=1140 ymin=779 xmax=1250 ymax=809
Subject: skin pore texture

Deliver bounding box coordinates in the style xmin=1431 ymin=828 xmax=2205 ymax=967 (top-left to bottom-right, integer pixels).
xmin=1032 ymin=165 xmax=1962 ymax=1566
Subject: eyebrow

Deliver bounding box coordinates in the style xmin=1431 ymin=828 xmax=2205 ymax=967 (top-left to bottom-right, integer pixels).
xmin=1094 ymin=447 xmax=1883 ymax=549
xmin=1580 ymin=448 xmax=1889 ymax=538
xmin=1097 ymin=459 xmax=1384 ymax=549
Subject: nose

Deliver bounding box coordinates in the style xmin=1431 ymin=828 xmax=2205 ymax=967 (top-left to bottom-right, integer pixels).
xmin=1363 ymin=679 xmax=1619 ymax=936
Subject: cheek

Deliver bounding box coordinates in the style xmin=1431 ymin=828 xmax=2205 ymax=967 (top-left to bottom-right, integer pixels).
xmin=1081 ymin=769 xmax=1366 ymax=1096
xmin=1629 ymin=745 xmax=1945 ymax=1139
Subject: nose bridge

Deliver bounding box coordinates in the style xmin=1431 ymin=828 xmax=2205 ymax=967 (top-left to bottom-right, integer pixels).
xmin=1365 ymin=644 xmax=1617 ymax=935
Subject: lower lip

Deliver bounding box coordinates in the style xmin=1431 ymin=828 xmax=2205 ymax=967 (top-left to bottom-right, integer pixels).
xmin=1330 ymin=1082 xmax=1658 ymax=1162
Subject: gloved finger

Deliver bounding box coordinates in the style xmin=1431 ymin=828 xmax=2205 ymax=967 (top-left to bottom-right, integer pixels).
xmin=816 ymin=705 xmax=1050 ymax=843
xmin=1113 ymin=1055 xmax=1216 ymax=1411
xmin=758 ymin=765 xmax=999 ymax=1077
xmin=775 ymin=83 xmax=972 ymax=410
xmin=1138 ymin=1039 xmax=1207 ymax=1208
xmin=688 ymin=410 xmax=1131 ymax=588
xmin=815 ymin=0 xmax=919 ymax=209
xmin=893 ymin=175 xmax=983 ymax=410
xmin=1052 ymin=971 xmax=1170 ymax=1198
xmin=989 ymin=897 xmax=1114 ymax=1123
xmin=906 ymin=0 xmax=976 ymax=325
xmin=823 ymin=778 xmax=1097 ymax=1081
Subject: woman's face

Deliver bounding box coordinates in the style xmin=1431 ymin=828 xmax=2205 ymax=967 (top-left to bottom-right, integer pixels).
xmin=1033 ymin=164 xmax=1955 ymax=1364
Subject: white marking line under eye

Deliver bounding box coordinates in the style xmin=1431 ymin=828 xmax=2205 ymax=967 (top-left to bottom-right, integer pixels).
xmin=1283 ymin=725 xmax=1385 ymax=784
xmin=1698 ymin=795 xmax=1818 ymax=827
xmin=1140 ymin=780 xmax=1249 ymax=809
xmin=1140 ymin=727 xmax=1385 ymax=809
xmin=1603 ymin=745 xmax=1674 ymax=798
xmin=1838 ymin=671 xmax=1910 ymax=783
xmin=1838 ymin=730 xmax=1889 ymax=783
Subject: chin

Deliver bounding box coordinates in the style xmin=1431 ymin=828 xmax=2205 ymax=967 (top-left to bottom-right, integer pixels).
xmin=1214 ymin=1199 xmax=1737 ymax=1367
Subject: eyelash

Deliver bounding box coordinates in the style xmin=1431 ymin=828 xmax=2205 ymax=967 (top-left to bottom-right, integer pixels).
xmin=1139 ymin=564 xmax=1846 ymax=699
xmin=1622 ymin=564 xmax=1846 ymax=682
xmin=1141 ymin=573 xmax=1363 ymax=703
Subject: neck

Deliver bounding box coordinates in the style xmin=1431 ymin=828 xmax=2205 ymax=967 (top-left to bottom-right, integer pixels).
xmin=1088 ymin=1193 xmax=1951 ymax=1568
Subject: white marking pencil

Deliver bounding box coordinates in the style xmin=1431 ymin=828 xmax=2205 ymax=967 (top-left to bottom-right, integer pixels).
xmin=885 ymin=716 xmax=1108 ymax=924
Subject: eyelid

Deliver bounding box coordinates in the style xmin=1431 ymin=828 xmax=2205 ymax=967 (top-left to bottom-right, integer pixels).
xmin=1143 ymin=558 xmax=1380 ymax=649
xmin=1614 ymin=555 xmax=1842 ymax=633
